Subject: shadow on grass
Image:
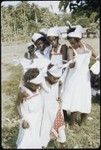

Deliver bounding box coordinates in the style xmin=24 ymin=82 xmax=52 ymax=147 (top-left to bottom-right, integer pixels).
xmin=92 ymin=95 xmax=100 ymax=105
xmin=2 ymin=125 xmax=19 ymax=149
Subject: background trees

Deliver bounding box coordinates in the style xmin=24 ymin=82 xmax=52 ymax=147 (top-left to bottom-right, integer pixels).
xmin=1 ymin=1 xmax=62 ymax=43
xmin=1 ymin=1 xmax=99 ymax=43
xmin=59 ymin=0 xmax=100 ymax=21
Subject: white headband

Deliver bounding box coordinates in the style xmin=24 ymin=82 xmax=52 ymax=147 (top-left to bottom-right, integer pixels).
xmin=47 ymin=27 xmax=60 ymax=37
xmin=32 ymin=33 xmax=43 ymax=43
xmin=40 ymin=28 xmax=48 ymax=35
xmin=27 ymin=42 xmax=34 ymax=47
xmin=67 ymin=25 xmax=83 ymax=39
xmin=29 ymin=72 xmax=44 ymax=84
xmin=48 ymin=65 xmax=63 ymax=78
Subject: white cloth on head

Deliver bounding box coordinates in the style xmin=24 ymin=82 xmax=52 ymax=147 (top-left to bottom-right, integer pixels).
xmin=48 ymin=65 xmax=63 ymax=78
xmin=40 ymin=28 xmax=48 ymax=35
xmin=67 ymin=25 xmax=83 ymax=39
xmin=90 ymin=60 xmax=100 ymax=75
xmin=27 ymin=42 xmax=34 ymax=47
xmin=32 ymin=33 xmax=43 ymax=43
xmin=47 ymin=27 xmax=60 ymax=37
xmin=29 ymin=71 xmax=44 ymax=84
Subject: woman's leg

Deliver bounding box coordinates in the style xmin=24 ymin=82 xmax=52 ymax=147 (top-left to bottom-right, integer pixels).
xmin=70 ymin=112 xmax=77 ymax=126
xmin=80 ymin=113 xmax=88 ymax=125
xmin=69 ymin=112 xmax=80 ymax=131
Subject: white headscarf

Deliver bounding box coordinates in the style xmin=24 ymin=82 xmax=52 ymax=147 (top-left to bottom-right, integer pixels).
xmin=47 ymin=27 xmax=60 ymax=37
xmin=40 ymin=28 xmax=48 ymax=35
xmin=27 ymin=42 xmax=34 ymax=47
xmin=48 ymin=65 xmax=63 ymax=78
xmin=67 ymin=25 xmax=83 ymax=39
xmin=48 ymin=59 xmax=75 ymax=78
xmin=29 ymin=71 xmax=44 ymax=84
xmin=32 ymin=33 xmax=44 ymax=43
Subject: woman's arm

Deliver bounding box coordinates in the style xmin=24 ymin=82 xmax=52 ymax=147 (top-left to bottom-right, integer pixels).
xmin=67 ymin=46 xmax=75 ymax=68
xmin=85 ymin=43 xmax=98 ymax=60
xmin=61 ymin=44 xmax=68 ymax=62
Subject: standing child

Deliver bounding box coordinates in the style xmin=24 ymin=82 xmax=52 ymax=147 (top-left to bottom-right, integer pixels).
xmin=40 ymin=64 xmax=66 ymax=148
xmin=61 ymin=25 xmax=98 ymax=130
xmin=47 ymin=27 xmax=70 ymax=123
xmin=32 ymin=33 xmax=51 ymax=60
xmin=16 ymin=68 xmax=44 ymax=149
xmin=47 ymin=27 xmax=68 ymax=65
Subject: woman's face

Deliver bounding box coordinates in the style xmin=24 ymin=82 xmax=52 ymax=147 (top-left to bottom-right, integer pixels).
xmin=47 ymin=71 xmax=59 ymax=84
xmin=48 ymin=36 xmax=59 ymax=48
xmin=35 ymin=40 xmax=45 ymax=51
xmin=69 ymin=38 xmax=80 ymax=49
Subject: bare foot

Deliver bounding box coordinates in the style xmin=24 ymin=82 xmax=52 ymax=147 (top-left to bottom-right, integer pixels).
xmin=79 ymin=120 xmax=87 ymax=126
xmin=69 ymin=124 xmax=81 ymax=132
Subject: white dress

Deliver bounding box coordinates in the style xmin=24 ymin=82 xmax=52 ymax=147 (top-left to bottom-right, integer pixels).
xmin=35 ymin=45 xmax=52 ymax=60
xmin=50 ymin=44 xmax=63 ymax=66
xmin=40 ymin=81 xmax=59 ymax=147
xmin=62 ymin=44 xmax=92 ymax=113
xmin=40 ymin=81 xmax=66 ymax=147
xmin=16 ymin=87 xmax=43 ymax=149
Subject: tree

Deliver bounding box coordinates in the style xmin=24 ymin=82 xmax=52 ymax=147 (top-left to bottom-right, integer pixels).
xmin=59 ymin=0 xmax=100 ymax=21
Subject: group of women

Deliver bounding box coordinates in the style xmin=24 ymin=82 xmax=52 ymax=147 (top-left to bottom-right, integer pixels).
xmin=16 ymin=25 xmax=99 ymax=149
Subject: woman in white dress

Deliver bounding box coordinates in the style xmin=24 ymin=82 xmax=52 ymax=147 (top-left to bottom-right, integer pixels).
xmin=61 ymin=25 xmax=98 ymax=130
xmin=40 ymin=65 xmax=66 ymax=148
xmin=47 ymin=27 xmax=71 ymax=123
xmin=16 ymin=68 xmax=44 ymax=149
xmin=47 ymin=27 xmax=68 ymax=65
xmin=32 ymin=33 xmax=51 ymax=60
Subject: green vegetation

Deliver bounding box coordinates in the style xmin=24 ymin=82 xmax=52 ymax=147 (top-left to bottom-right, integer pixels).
xmin=59 ymin=0 xmax=99 ymax=21
xmin=1 ymin=1 xmax=61 ymax=43
xmin=1 ymin=1 xmax=99 ymax=44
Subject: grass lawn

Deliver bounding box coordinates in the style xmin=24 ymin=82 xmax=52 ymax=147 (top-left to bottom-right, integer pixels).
xmin=2 ymin=63 xmax=100 ymax=149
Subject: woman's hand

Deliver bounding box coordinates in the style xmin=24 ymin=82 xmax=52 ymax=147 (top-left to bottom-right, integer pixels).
xmin=69 ymin=62 xmax=75 ymax=68
xmin=22 ymin=120 xmax=30 ymax=129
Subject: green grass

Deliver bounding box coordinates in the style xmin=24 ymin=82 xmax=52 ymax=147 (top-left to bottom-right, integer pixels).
xmin=2 ymin=64 xmax=100 ymax=149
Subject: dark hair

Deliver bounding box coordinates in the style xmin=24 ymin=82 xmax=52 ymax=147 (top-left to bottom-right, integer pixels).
xmin=47 ymin=63 xmax=54 ymax=70
xmin=28 ymin=44 xmax=34 ymax=50
xmin=35 ymin=36 xmax=50 ymax=46
xmin=67 ymin=27 xmax=81 ymax=42
xmin=67 ymin=27 xmax=76 ymax=34
xmin=23 ymin=68 xmax=39 ymax=82
xmin=28 ymin=45 xmax=35 ymax=55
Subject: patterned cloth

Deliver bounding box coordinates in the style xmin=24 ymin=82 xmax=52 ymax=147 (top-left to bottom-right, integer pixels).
xmin=50 ymin=109 xmax=65 ymax=139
